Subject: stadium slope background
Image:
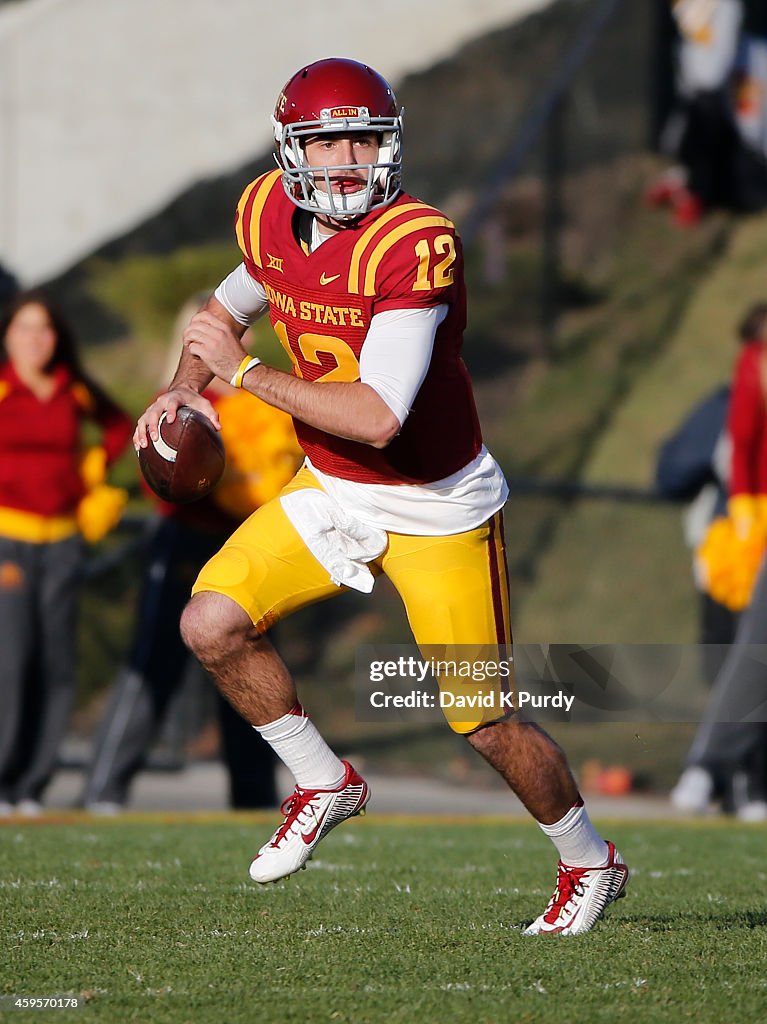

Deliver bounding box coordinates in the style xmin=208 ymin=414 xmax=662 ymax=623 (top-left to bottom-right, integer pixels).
xmin=0 ymin=0 xmax=550 ymax=283
xmin=17 ymin=0 xmax=767 ymax=792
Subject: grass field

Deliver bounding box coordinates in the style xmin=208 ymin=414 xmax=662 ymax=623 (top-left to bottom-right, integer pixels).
xmin=2 ymin=816 xmax=766 ymax=1023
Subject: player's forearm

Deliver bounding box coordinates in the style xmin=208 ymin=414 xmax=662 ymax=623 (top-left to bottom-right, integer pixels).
xmin=168 ymin=345 xmax=215 ymax=394
xmin=241 ymin=364 xmax=400 ymax=448
xmin=171 ymin=296 xmax=247 ymax=394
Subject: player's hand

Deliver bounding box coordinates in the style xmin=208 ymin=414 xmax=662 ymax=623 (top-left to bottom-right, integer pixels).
xmin=133 ymin=386 xmax=220 ymax=451
xmin=183 ymin=310 xmax=249 ymax=385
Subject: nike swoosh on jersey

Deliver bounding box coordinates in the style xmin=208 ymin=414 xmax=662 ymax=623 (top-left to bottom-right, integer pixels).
xmin=319 ymin=272 xmax=341 ymax=285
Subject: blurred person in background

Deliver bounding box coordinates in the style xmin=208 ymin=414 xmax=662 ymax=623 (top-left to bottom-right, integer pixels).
xmin=81 ymin=296 xmax=302 ymax=814
xmin=731 ymin=3 xmax=767 ymax=209
xmin=672 ymin=301 xmax=767 ymax=819
xmin=655 ymin=378 xmax=734 ymax=684
xmin=0 ymin=291 xmax=132 ymax=816
xmin=649 ymin=0 xmax=757 ymax=225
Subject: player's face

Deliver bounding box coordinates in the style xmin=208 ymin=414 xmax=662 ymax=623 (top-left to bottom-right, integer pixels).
xmin=4 ymin=302 xmax=57 ymax=375
xmin=303 ymin=132 xmax=380 ymax=195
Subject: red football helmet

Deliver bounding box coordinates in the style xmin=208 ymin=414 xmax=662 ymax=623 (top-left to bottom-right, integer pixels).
xmin=272 ymin=58 xmax=403 ymax=219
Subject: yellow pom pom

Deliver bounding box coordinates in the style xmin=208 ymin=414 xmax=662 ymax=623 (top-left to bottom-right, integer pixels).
xmin=213 ymin=392 xmax=302 ymax=518
xmin=696 ymin=514 xmax=767 ymax=612
xmin=755 ymin=495 xmax=767 ymax=526
xmin=79 ymin=446 xmax=108 ymax=490
xmin=728 ymin=494 xmax=759 ymax=541
xmin=76 ymin=485 xmax=128 ymax=543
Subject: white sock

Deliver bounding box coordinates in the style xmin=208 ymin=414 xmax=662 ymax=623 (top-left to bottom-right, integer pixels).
xmin=254 ymin=704 xmax=345 ymax=790
xmin=537 ymin=800 xmax=609 ymax=867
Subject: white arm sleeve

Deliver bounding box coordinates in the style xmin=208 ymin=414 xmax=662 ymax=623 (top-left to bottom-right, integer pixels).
xmin=360 ymin=305 xmax=448 ymax=425
xmin=214 ymin=262 xmax=269 ymax=325
xmin=215 ymin=264 xmax=445 ymax=426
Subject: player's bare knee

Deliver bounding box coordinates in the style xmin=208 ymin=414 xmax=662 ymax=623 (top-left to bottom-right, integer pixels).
xmin=179 ymin=594 xmax=214 ymax=659
xmin=180 ymin=591 xmax=251 ymax=664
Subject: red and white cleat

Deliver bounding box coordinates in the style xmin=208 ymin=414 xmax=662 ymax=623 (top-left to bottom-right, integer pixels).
xmin=249 ymin=761 xmax=369 ymax=884
xmin=524 ymin=841 xmax=629 ymax=936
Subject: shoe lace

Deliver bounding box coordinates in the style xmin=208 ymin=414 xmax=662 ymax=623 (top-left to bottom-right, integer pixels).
xmin=270 ymin=788 xmax=321 ymax=848
xmin=543 ymin=862 xmax=589 ymax=924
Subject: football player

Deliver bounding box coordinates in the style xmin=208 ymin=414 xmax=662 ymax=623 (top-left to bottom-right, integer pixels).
xmin=134 ymin=58 xmax=628 ymax=935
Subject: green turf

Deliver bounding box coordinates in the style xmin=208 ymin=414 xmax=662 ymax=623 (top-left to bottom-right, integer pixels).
xmin=1 ymin=819 xmax=766 ymax=1023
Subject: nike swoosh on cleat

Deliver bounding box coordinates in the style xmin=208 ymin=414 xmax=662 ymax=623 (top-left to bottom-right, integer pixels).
xmin=301 ymin=808 xmax=330 ymax=845
xmin=319 ymin=272 xmax=341 ymax=285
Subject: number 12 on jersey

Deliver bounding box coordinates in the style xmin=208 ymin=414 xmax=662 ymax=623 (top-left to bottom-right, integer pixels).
xmin=413 ymin=234 xmax=456 ymax=291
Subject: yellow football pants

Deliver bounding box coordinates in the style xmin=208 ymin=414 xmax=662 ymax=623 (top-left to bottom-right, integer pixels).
xmin=193 ymin=467 xmax=514 ymax=732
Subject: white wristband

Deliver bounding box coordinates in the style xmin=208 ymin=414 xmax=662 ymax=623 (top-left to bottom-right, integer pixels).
xmin=230 ymin=355 xmax=261 ymax=388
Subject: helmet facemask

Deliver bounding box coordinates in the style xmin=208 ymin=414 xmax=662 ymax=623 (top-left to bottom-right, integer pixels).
xmin=272 ymin=108 xmax=403 ymax=220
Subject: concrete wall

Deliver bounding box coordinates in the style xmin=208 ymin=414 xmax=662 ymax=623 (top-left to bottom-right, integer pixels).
xmin=0 ymin=0 xmax=552 ymax=284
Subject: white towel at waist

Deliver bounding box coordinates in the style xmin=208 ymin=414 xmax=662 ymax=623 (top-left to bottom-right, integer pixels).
xmin=280 ymin=488 xmax=388 ymax=594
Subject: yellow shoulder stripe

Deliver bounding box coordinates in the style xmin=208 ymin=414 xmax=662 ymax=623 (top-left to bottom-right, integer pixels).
xmin=235 ymin=169 xmax=283 ymax=268
xmin=363 ymin=215 xmax=453 ymax=296
xmin=235 ymin=181 xmax=261 ymax=257
xmin=347 ymin=202 xmax=443 ymax=293
xmin=0 ymin=381 xmax=9 ymax=402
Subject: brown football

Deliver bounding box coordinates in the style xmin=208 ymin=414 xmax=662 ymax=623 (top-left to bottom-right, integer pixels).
xmin=138 ymin=406 xmax=225 ymax=504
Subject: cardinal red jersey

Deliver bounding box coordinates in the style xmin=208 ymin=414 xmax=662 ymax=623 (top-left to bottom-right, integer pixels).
xmin=234 ymin=169 xmax=482 ymax=485
xmin=0 ymin=364 xmax=132 ymax=517
xmin=728 ymin=340 xmax=767 ymax=496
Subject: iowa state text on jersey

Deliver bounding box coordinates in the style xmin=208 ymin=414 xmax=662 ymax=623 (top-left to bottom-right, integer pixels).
xmin=233 ymin=171 xmax=482 ymax=484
